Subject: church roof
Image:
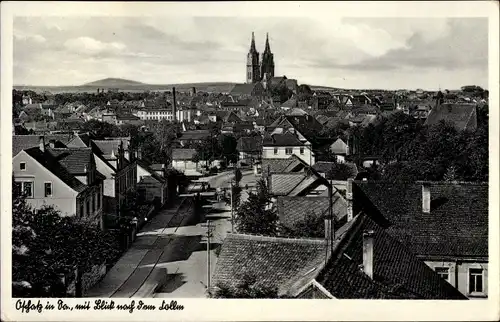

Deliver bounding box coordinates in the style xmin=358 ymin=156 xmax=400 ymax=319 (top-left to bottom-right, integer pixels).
xmin=230 ymin=83 xmax=258 ymax=96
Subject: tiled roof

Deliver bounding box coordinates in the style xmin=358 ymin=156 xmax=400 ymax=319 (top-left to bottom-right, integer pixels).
xmin=237 ymin=136 xmax=262 ymax=153
xmin=23 ymin=147 xmax=86 ymax=193
xmin=262 ymin=132 xmax=304 ymax=147
xmin=179 ymin=130 xmax=210 ymax=141
xmin=212 ymin=234 xmax=327 ymax=292
xmin=92 ymin=138 xmax=129 ymax=156
xmin=47 ymin=147 xmax=93 ymax=174
xmin=330 ymin=138 xmax=348 ymax=154
xmin=261 ymin=155 xmax=308 ymax=177
xmin=136 ymin=159 xmax=166 ymax=183
xmin=277 ymin=193 xmax=347 ymax=229
xmin=424 ymin=103 xmax=477 ymax=131
xmin=230 ymin=84 xmax=257 ymax=96
xmin=66 ymin=133 xmax=92 ymax=148
xmin=269 ymin=173 xmax=306 ymax=196
xmin=281 ymin=98 xmax=297 ymax=109
xmin=354 ymin=181 xmax=488 ymax=258
xmin=273 ymin=115 xmax=324 ymax=143
xmin=12 ymin=134 xmax=75 ymax=156
xmin=314 ymin=214 xmax=467 ymax=299
xmin=171 ymin=148 xmax=196 ymax=160
xmin=286 ymin=107 xmax=307 ymax=116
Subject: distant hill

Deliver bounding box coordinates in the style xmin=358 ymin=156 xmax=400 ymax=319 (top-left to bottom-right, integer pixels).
xmin=83 ymin=78 xmax=145 ymax=87
xmin=14 ymin=78 xmax=340 ymax=94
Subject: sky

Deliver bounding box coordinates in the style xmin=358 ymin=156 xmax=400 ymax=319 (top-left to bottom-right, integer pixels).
xmin=13 ymin=16 xmax=488 ymax=90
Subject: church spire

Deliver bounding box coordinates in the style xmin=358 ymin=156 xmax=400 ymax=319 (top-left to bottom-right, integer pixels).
xmin=250 ymin=32 xmax=257 ymax=52
xmin=264 ymin=32 xmax=271 ymax=53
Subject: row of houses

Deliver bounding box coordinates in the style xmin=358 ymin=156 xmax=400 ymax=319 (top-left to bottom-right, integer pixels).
xmin=212 ymin=151 xmax=488 ymax=299
xmin=12 ymin=134 xmax=172 ymax=227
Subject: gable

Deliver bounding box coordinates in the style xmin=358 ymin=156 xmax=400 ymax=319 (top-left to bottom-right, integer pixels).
xmin=13 ymin=150 xmax=80 ymax=195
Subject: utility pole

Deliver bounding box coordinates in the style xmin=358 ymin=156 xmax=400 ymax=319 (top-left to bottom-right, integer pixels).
xmin=202 ymin=220 xmax=213 ymax=295
xmin=230 ymin=180 xmax=234 ymax=233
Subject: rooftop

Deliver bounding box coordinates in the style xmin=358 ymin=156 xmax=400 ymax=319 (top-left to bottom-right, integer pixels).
xmin=354 ymin=181 xmax=488 ymax=258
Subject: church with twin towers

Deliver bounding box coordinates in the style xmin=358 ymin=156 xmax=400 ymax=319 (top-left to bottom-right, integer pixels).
xmin=246 ymin=32 xmax=275 ymax=84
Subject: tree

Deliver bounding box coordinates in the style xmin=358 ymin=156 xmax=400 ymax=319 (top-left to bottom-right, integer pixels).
xmin=212 ymin=273 xmax=280 ymax=298
xmin=279 ymin=212 xmax=328 ymax=239
xmin=12 ymin=181 xmax=120 ymax=297
xmin=234 ymin=178 xmax=278 ymax=236
xmin=218 ymin=134 xmax=238 ymax=164
xmin=270 ymin=83 xmax=293 ymax=103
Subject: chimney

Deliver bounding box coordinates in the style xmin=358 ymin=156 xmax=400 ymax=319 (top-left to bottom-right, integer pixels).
xmin=324 ymin=218 xmax=332 ymax=250
xmin=346 ymin=178 xmax=354 ymax=221
xmin=172 ymin=87 xmax=177 ymax=122
xmin=49 ymin=139 xmax=56 ymax=148
xmin=422 ymin=183 xmax=431 ymax=213
xmin=362 ymin=230 xmax=374 ymax=279
xmin=39 ymin=136 xmax=45 ymax=152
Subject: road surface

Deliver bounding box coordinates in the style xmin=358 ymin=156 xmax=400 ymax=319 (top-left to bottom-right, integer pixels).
xmin=154 ymin=170 xmax=257 ymax=298
xmin=86 ymin=170 xmax=258 ymax=298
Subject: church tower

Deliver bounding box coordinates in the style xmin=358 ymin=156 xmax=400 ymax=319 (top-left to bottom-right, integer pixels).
xmin=260 ymin=33 xmax=275 ymax=81
xmin=246 ymin=32 xmax=260 ymax=83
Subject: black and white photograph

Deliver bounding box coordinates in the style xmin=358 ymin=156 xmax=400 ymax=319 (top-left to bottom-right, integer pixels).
xmin=1 ymin=1 xmax=499 ymax=321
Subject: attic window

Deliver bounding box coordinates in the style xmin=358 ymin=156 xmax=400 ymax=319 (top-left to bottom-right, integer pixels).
xmin=20 ymin=162 xmax=26 ymax=171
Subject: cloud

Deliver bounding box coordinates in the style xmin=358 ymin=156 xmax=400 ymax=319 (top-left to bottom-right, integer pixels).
xmin=14 ymin=31 xmax=47 ymax=43
xmin=320 ymin=18 xmax=488 ymax=72
xmin=12 ymin=16 xmax=488 ymax=89
xmin=63 ymin=37 xmax=126 ymax=56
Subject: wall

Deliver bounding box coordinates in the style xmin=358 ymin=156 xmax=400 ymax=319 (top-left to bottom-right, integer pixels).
xmin=172 ymin=160 xmax=207 ymax=172
xmin=424 ymin=260 xmax=488 ymax=299
xmin=262 ymin=146 xmax=314 ymax=165
xmin=13 ymin=151 xmax=78 ymax=216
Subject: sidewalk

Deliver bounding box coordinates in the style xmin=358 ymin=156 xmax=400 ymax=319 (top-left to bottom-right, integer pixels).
xmin=85 ymin=199 xmax=192 ymax=298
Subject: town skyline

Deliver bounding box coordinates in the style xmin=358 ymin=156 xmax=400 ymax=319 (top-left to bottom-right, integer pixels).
xmin=14 ymin=17 xmax=488 ymax=90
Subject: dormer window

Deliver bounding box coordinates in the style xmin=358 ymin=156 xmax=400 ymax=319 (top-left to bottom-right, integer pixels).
xmin=20 ymin=162 xmax=26 ymax=171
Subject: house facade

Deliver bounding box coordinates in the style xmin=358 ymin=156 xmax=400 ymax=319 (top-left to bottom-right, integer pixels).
xmin=262 ymin=132 xmax=314 ymax=166
xmin=13 ymin=139 xmax=104 ymax=227
xmin=351 ymin=180 xmax=488 ymax=299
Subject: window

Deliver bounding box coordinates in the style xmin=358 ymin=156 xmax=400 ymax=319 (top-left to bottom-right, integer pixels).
xmin=274 ymin=148 xmax=278 ymax=155
xmin=80 ymin=204 xmax=84 ymax=217
xmin=44 ymin=182 xmax=53 ymax=197
xmin=469 ymin=268 xmax=484 ymax=294
xmin=300 ymin=147 xmax=304 ymax=155
xmin=92 ymin=195 xmax=96 ymax=212
xmin=435 ymin=267 xmax=449 ymax=282
xmin=285 ymin=148 xmax=293 ymax=155
xmin=20 ymin=162 xmax=26 ymax=171
xmin=86 ymin=199 xmax=91 ymax=216
xmin=97 ymin=192 xmax=101 ymax=208
xmin=22 ymin=182 xmax=33 ymax=198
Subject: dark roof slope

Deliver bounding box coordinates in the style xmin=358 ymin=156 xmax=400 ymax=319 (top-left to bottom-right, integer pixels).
xmin=262 ymin=132 xmax=304 ymax=147
xmin=277 ymin=193 xmax=347 ymax=229
xmin=13 ymin=134 xmax=75 ymax=156
xmin=261 ymin=154 xmax=309 ymax=177
xmin=47 ymin=147 xmax=93 ymax=174
xmin=179 ymin=130 xmax=211 ymax=141
xmin=213 ymin=234 xmax=326 ymax=292
xmin=24 ymin=147 xmax=86 ymax=193
xmin=424 ymin=103 xmax=477 ymax=131
xmin=230 ymin=84 xmax=257 ymax=96
xmin=136 ymin=159 xmax=166 ymax=183
xmin=315 ymin=214 xmax=467 ymax=299
xmin=354 ymin=181 xmax=488 ymax=258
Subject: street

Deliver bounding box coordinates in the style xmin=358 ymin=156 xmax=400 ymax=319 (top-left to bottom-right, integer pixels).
xmin=86 ymin=170 xmax=258 ymax=298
